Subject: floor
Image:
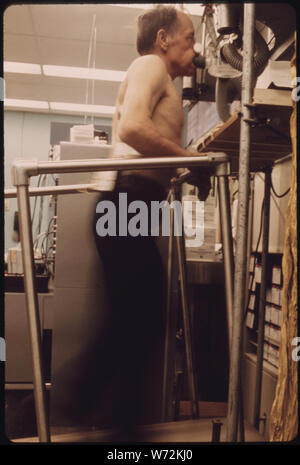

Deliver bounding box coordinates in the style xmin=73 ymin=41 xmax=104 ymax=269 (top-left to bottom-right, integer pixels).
xmin=5 ymin=390 xmax=265 ymax=444
xmin=11 ymin=418 xmax=265 ymax=444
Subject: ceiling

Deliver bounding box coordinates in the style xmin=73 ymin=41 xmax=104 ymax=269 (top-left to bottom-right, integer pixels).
xmin=3 ymin=4 xmax=203 ymax=117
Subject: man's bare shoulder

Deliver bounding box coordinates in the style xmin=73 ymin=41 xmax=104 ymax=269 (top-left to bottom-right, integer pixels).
xmin=127 ymin=54 xmax=168 ymax=78
xmin=116 ymin=56 xmax=168 ymax=108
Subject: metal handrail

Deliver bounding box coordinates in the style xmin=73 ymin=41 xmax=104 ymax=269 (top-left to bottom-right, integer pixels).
xmin=9 ymin=152 xmax=231 ymax=442
xmin=10 ymin=153 xmax=228 ymax=186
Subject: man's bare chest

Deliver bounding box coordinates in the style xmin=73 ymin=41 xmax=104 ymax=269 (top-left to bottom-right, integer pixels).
xmin=153 ymin=83 xmax=184 ymax=135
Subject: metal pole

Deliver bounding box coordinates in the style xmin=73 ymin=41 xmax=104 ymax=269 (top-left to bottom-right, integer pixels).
xmin=218 ymin=172 xmax=245 ymax=442
xmin=4 ymin=184 xmax=99 ymax=198
xmin=253 ymin=168 xmax=271 ymax=429
xmin=161 ymin=188 xmax=176 ymax=422
xmin=16 ymin=184 xmax=50 ymax=442
xmin=12 ymin=153 xmax=229 ymax=177
xmin=211 ymin=419 xmax=223 ymax=442
xmin=226 ymin=3 xmax=256 ymax=442
xmin=173 ymin=184 xmax=199 ymax=419
xmin=217 ymin=175 xmax=234 ymax=348
xmin=244 ymin=175 xmax=255 ymax=313
xmin=238 ymin=175 xmax=255 ymax=442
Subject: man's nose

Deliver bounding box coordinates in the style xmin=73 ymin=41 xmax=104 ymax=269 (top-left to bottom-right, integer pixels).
xmin=193 ymin=43 xmax=206 ymax=68
xmin=193 ymin=43 xmax=201 ymax=56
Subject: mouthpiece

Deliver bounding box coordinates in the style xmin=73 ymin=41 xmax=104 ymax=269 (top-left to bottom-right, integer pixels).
xmin=193 ymin=54 xmax=206 ymax=68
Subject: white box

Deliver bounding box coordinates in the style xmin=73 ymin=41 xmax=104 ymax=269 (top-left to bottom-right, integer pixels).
xmin=269 ymin=325 xmax=281 ymax=344
xmin=246 ymin=311 xmax=255 ymax=329
xmin=269 ymin=344 xmax=280 ymax=368
xmin=271 ymin=306 xmax=279 ymax=325
xmin=271 ymin=286 xmax=281 ymax=306
xmin=266 ymin=287 xmax=272 ymax=303
xmin=249 ymin=255 xmax=255 ymax=272
xmin=272 ymin=266 xmax=282 ymax=285
xmin=70 ymin=124 xmax=94 ymax=144
xmin=248 ymin=293 xmax=256 ymax=310
xmin=274 ymin=346 xmax=280 ymax=368
xmin=269 ymin=352 xmax=275 ymax=366
xmin=269 ymin=325 xmax=276 ymax=342
xmin=263 ymin=341 xmax=269 ymax=360
xmin=275 ymin=327 xmax=281 ymax=344
xmin=254 ymin=264 xmax=262 ymax=283
xmin=268 ymin=344 xmax=275 ymax=365
xmin=278 ymin=288 xmax=283 ymax=306
xmin=264 ymin=323 xmax=270 ymax=338
xmin=265 ymin=304 xmax=272 ymax=322
xmin=7 ymin=247 xmax=23 ymax=274
xmin=248 ymin=274 xmax=256 ymax=292
xmin=277 ymin=308 xmax=283 ymax=326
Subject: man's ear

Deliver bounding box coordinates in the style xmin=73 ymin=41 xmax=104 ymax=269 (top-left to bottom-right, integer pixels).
xmin=156 ymin=29 xmax=169 ymax=52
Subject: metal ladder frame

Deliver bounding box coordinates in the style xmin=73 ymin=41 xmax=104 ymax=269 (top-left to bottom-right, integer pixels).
xmin=161 ymin=160 xmax=235 ymax=423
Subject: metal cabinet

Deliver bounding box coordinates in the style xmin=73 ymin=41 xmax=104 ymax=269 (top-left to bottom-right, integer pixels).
xmin=5 ymin=292 xmax=53 ymax=383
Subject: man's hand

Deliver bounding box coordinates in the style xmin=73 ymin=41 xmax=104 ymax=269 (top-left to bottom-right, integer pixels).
xmin=186 ymin=169 xmax=212 ymax=201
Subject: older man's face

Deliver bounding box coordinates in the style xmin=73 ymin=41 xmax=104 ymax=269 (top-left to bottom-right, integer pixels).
xmin=166 ymin=12 xmax=196 ymax=77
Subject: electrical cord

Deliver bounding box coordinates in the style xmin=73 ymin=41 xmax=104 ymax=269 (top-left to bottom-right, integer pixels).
xmin=31 ymin=175 xmax=43 ymax=224
xmin=40 ymin=231 xmax=55 ymax=256
xmin=36 ymin=175 xmax=48 ymax=237
xmin=45 ymin=216 xmax=56 ymax=255
xmin=33 ymin=174 xmax=57 ymax=243
xmin=33 ymin=215 xmax=56 ymax=250
xmin=33 ymin=231 xmax=47 ymax=251
xmin=270 ymin=178 xmax=290 ymax=198
xmin=31 ymin=164 xmax=57 ymax=275
xmin=256 ymin=171 xmax=290 ymax=213
xmin=46 ymin=215 xmax=56 ymax=232
xmin=45 ymin=245 xmax=55 ymax=258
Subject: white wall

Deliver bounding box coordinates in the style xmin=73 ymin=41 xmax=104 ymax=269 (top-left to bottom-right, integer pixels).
xmin=4 ymin=110 xmax=112 ymax=254
xmin=251 ymin=158 xmax=292 ymax=254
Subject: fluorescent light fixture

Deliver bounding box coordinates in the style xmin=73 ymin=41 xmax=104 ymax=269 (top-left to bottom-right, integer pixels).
xmin=4 ymin=61 xmax=42 ymax=75
xmin=4 ymin=98 xmax=49 ymax=110
xmin=109 ymin=4 xmax=155 ymax=9
xmin=183 ymin=5 xmax=205 ymax=16
xmin=109 ymin=3 xmax=205 ymax=15
xmin=50 ymin=102 xmax=115 ymax=115
xmin=43 ymin=65 xmax=126 ymax=82
xmin=4 ymin=99 xmax=115 ymax=114
xmin=4 ymin=61 xmax=126 ymax=82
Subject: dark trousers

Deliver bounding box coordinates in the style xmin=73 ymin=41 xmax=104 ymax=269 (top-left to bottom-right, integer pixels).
xmin=93 ymin=175 xmax=167 ymax=438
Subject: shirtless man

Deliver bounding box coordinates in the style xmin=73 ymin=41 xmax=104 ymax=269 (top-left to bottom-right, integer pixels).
xmin=92 ymin=6 xmax=207 ymax=441
xmin=93 ymin=5 xmax=210 ymax=196
xmin=114 ymin=7 xmax=196 ymax=187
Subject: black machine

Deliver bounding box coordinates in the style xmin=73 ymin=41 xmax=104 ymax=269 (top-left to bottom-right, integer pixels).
xmin=185 ymin=3 xmax=295 ymax=122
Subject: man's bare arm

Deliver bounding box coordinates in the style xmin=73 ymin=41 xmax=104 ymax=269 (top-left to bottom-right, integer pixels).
xmin=118 ymin=55 xmax=195 ymax=158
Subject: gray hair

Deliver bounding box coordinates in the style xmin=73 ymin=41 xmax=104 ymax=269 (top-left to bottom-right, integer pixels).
xmin=136 ymin=5 xmax=179 ymax=55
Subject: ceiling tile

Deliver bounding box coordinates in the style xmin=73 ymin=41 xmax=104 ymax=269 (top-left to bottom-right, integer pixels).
xmin=4 ymin=33 xmax=41 ymax=63
xmin=5 ymin=77 xmax=120 ymax=107
xmin=4 ymin=73 xmax=44 ymax=88
xmin=37 ymin=37 xmax=138 ymax=70
xmin=3 ymin=4 xmax=200 ymax=113
xmin=30 ymin=4 xmax=140 ymax=44
xmin=4 ymin=5 xmax=33 ymax=35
